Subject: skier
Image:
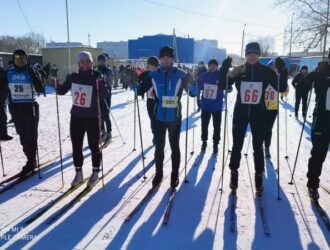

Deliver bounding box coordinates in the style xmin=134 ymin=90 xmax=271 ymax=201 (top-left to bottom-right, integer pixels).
xmin=134 ymin=56 xmax=159 ymax=145
xmin=0 ymin=49 xmax=44 ymax=177
xmin=134 ymin=46 xmax=197 ymax=189
xmin=219 ymin=42 xmax=288 ymax=195
xmin=56 ymin=51 xmax=106 ymax=187
xmin=97 ymin=54 xmax=112 ymax=144
xmin=305 ymin=61 xmax=330 ymax=200
xmin=194 ymin=61 xmax=208 ymax=112
xmin=263 ymin=60 xmax=289 ymax=158
xmin=112 ymin=65 xmax=119 ymax=88
xmin=292 ymin=65 xmax=310 ymax=119
xmin=196 ymin=59 xmax=224 ymax=154
xmin=0 ymin=66 xmax=13 ymax=141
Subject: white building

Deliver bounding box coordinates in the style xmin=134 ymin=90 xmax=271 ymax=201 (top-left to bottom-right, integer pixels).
xmin=97 ymin=41 xmax=128 ymax=59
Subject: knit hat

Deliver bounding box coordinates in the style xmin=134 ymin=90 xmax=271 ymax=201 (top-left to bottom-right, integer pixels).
xmin=97 ymin=54 xmax=107 ymax=61
xmin=208 ymin=59 xmax=218 ymax=66
xmin=77 ymin=51 xmax=93 ymax=63
xmin=245 ymin=42 xmax=261 ymax=56
xmin=147 ymin=56 xmax=159 ymax=67
xmin=13 ymin=49 xmax=28 ymax=60
xmin=159 ymin=46 xmax=174 ymax=58
xmin=301 ymin=65 xmax=308 ymax=71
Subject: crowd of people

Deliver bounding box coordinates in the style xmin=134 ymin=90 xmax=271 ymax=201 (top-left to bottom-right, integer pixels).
xmin=0 ymin=42 xmax=329 ymax=201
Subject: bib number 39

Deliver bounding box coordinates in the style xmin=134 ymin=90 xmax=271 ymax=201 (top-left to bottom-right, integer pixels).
xmin=240 ymin=81 xmax=262 ymax=104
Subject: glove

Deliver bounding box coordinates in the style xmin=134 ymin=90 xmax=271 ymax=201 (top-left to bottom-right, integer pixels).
xmin=221 ymin=57 xmax=232 ymax=70
xmin=275 ymin=57 xmax=285 ymax=72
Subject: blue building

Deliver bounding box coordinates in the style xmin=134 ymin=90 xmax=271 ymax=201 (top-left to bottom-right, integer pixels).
xmin=129 ymin=34 xmax=194 ymax=63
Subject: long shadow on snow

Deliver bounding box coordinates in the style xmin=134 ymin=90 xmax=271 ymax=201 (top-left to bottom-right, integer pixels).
xmin=251 ymin=159 xmax=306 ymax=250
xmin=181 ymin=112 xmax=201 ymax=132
xmin=0 ymin=148 xmax=90 ymax=205
xmin=110 ymin=154 xmax=217 ymax=250
xmin=6 ymin=146 xmax=153 ymax=250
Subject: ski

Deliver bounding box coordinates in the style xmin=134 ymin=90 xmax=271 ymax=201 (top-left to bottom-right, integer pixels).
xmin=24 ymin=179 xmax=88 ymax=225
xmin=46 ymin=184 xmax=95 ymax=225
xmin=256 ymin=194 xmax=270 ymax=236
xmin=125 ymin=186 xmax=159 ymax=222
xmin=310 ymin=198 xmax=330 ymax=231
xmin=0 ymin=158 xmax=56 ymax=187
xmin=230 ymin=192 xmax=237 ymax=232
xmin=162 ymin=188 xmax=176 ymax=225
xmin=0 ymin=158 xmax=58 ymax=195
xmin=320 ymin=185 xmax=330 ymax=196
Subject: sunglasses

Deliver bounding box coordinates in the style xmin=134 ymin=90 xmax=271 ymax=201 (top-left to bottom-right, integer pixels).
xmin=14 ymin=55 xmax=27 ymax=60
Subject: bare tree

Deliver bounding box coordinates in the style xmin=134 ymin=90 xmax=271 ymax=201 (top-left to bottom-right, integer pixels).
xmin=250 ymin=36 xmax=276 ymax=57
xmin=276 ymin=0 xmax=329 ymax=55
xmin=0 ymin=32 xmax=45 ymax=54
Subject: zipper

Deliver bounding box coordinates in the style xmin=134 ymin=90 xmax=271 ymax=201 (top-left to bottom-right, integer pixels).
xmin=248 ymin=64 xmax=254 ymax=119
xmin=164 ymin=70 xmax=168 ymax=121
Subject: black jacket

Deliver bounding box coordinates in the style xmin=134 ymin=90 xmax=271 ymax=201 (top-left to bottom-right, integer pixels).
xmin=219 ymin=62 xmax=288 ymax=118
xmin=292 ymin=72 xmax=312 ymax=95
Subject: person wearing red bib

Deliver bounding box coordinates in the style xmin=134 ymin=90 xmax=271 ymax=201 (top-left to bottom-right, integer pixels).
xmin=57 ymin=51 xmax=107 ymax=188
xmin=219 ymin=42 xmax=288 ymax=196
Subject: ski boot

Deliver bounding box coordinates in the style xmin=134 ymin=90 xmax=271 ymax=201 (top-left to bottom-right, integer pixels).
xmin=230 ymin=170 xmax=238 ymax=194
xmin=170 ymin=171 xmax=179 ymax=189
xmin=87 ymin=168 xmax=100 ymax=188
xmin=0 ymin=134 xmax=13 ymax=141
xmin=152 ymin=168 xmax=163 ymax=188
xmin=71 ymin=167 xmax=84 ymax=187
xmin=213 ymin=143 xmax=219 ymax=155
xmin=265 ymin=147 xmax=271 ymax=159
xmin=20 ymin=159 xmax=36 ymax=179
xmin=255 ymin=173 xmax=264 ymax=197
xmin=201 ymin=141 xmax=207 ymax=152
xmin=308 ymin=188 xmax=319 ymax=201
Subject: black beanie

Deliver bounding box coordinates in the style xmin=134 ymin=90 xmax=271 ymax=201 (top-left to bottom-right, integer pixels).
xmin=301 ymin=65 xmax=308 ymax=71
xmin=245 ymin=42 xmax=261 ymax=56
xmin=97 ymin=54 xmax=107 ymax=61
xmin=147 ymin=56 xmax=159 ymax=67
xmin=13 ymin=49 xmax=28 ymax=59
xmin=159 ymin=46 xmax=174 ymax=58
xmin=208 ymin=59 xmax=218 ymax=66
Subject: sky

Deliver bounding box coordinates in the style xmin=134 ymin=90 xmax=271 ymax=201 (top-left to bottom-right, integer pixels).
xmin=0 ymin=0 xmax=293 ymax=55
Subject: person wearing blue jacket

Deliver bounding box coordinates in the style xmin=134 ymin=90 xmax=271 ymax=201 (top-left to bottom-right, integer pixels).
xmin=0 ymin=49 xmax=44 ymax=177
xmin=134 ymin=46 xmax=198 ymax=189
xmin=197 ymin=59 xmax=224 ymax=154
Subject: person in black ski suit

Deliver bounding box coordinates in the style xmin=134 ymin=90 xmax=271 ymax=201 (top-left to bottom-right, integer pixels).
xmin=219 ymin=42 xmax=288 ymax=195
xmin=97 ymin=54 xmax=112 ymax=142
xmin=0 ymin=49 xmax=44 ymax=177
xmin=135 ymin=56 xmax=159 ymax=144
xmin=292 ymin=65 xmax=311 ymax=119
xmin=304 ymin=60 xmax=330 ymax=200
xmin=263 ymin=60 xmax=289 ymax=158
xmin=0 ymin=66 xmax=13 ymax=141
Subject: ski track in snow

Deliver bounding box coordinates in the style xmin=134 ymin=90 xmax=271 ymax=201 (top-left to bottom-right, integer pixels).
xmin=0 ymin=81 xmax=329 ymax=250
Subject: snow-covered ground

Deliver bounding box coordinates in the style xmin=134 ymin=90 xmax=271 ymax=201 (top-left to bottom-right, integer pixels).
xmin=0 ymin=81 xmax=329 ymax=250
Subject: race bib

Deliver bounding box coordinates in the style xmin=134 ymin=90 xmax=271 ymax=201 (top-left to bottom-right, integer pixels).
xmin=8 ymin=83 xmax=33 ymax=101
xmin=326 ymin=87 xmax=330 ymax=111
xmin=264 ymin=85 xmax=278 ymax=110
xmin=162 ymin=96 xmax=178 ymax=108
xmin=71 ymin=83 xmax=93 ymax=108
xmin=203 ymin=84 xmax=218 ymax=100
xmin=240 ymin=81 xmax=262 ymax=104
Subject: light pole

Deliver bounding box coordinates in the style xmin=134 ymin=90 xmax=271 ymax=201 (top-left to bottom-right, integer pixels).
xmin=241 ymin=24 xmax=247 ymax=59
